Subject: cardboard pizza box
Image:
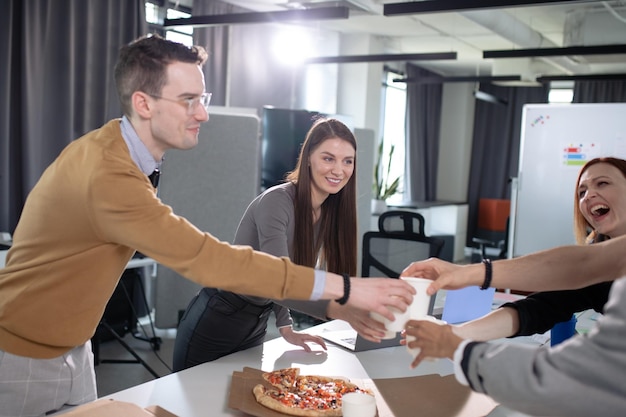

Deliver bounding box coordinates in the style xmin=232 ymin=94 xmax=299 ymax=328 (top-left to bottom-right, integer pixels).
xmin=57 ymin=399 xmax=178 ymax=417
xmin=228 ymin=367 xmax=391 ymax=417
xmin=372 ymin=375 xmax=498 ymax=417
xmin=228 ymin=367 xmax=498 ymax=417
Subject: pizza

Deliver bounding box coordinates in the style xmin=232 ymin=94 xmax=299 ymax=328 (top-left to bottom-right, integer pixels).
xmin=252 ymin=368 xmax=374 ymax=416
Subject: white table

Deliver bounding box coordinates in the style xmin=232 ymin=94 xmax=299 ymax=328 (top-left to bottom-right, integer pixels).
xmin=100 ymin=329 xmax=456 ymax=416
xmin=96 ymin=292 xmax=599 ymax=417
xmin=97 ymin=317 xmax=549 ymax=417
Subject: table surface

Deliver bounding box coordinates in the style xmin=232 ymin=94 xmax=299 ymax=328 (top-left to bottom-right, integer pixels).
xmin=96 ymin=315 xmax=558 ymax=417
xmin=96 ymin=292 xmax=598 ymax=417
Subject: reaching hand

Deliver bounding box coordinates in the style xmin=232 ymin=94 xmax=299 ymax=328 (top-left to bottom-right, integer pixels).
xmin=279 ymin=326 xmax=327 ymax=352
xmin=402 ymin=319 xmax=463 ymax=368
xmin=348 ymin=277 xmax=415 ymax=321
xmin=401 ymin=258 xmax=475 ymax=295
xmin=327 ymin=302 xmax=388 ymax=342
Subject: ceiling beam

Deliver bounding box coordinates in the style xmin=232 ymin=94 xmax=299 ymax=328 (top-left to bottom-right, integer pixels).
xmin=164 ymin=7 xmax=349 ymax=28
xmin=537 ymin=73 xmax=626 ymax=82
xmin=304 ymin=52 xmax=457 ymax=64
xmin=393 ymin=75 xmax=521 ymax=84
xmin=384 ymin=0 xmax=589 ymax=16
xmin=484 ymin=44 xmax=626 ymax=58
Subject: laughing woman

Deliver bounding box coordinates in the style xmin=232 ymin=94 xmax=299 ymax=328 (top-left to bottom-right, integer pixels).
xmin=430 ymin=157 xmax=626 ymax=343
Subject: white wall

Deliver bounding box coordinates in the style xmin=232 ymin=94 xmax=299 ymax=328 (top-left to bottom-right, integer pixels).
xmin=436 ymin=83 xmax=475 ymax=202
xmin=336 ymin=34 xmax=385 ymax=143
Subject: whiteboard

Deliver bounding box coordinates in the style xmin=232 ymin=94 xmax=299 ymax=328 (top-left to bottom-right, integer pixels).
xmin=511 ymin=103 xmax=626 ymax=257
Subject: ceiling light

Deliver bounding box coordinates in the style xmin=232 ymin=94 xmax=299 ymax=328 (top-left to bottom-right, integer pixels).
xmin=383 ymin=0 xmax=586 ymax=15
xmin=484 ymin=44 xmax=626 ymax=59
xmin=164 ymin=6 xmax=349 ymax=28
xmin=393 ymin=75 xmax=522 ymax=84
xmin=537 ymin=73 xmax=626 ymax=82
xmin=304 ymin=52 xmax=457 ymax=64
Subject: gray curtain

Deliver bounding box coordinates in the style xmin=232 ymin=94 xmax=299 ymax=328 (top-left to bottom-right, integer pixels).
xmin=192 ymin=0 xmax=234 ymax=107
xmin=405 ymin=64 xmax=442 ymax=202
xmin=191 ymin=0 xmax=310 ymax=113
xmin=573 ymin=80 xmax=626 ymax=103
xmin=0 ymin=0 xmax=146 ymax=233
xmin=465 ymin=83 xmax=549 ymax=247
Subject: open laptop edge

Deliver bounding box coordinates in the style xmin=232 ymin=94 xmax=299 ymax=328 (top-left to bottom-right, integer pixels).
xmin=321 ymin=295 xmax=436 ymax=352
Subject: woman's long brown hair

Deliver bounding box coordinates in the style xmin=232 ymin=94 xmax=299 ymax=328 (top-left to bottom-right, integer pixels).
xmin=285 ymin=118 xmax=358 ymax=276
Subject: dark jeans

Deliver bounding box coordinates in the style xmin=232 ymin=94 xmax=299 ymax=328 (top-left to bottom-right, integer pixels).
xmin=172 ymin=288 xmax=273 ymax=371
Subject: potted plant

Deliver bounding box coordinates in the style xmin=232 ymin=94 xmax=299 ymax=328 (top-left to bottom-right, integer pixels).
xmin=372 ymin=141 xmax=400 ymax=214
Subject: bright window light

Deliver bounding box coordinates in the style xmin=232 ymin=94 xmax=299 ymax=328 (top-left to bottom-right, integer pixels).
xmin=165 ymin=31 xmax=192 ymax=46
xmin=381 ymin=71 xmax=407 ymax=201
xmin=548 ymin=81 xmax=574 ymax=103
xmin=145 ymin=2 xmax=159 ymax=25
xmin=167 ymin=9 xmax=193 ymax=35
xmin=549 ymin=89 xmax=574 ymax=103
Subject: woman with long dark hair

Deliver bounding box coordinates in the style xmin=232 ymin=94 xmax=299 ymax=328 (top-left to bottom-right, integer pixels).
xmin=173 ymin=118 xmax=366 ymax=370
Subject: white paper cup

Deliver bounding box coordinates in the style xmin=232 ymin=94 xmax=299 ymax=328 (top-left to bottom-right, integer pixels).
xmin=370 ymin=306 xmax=409 ymax=339
xmin=405 ymin=316 xmax=446 ymax=358
xmin=342 ymin=392 xmax=377 ymax=417
xmin=400 ymin=277 xmax=433 ymax=319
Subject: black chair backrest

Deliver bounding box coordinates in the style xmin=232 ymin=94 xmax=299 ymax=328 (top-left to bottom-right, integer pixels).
xmin=361 ymin=230 xmax=444 ymax=278
xmin=378 ymin=210 xmax=426 ymax=236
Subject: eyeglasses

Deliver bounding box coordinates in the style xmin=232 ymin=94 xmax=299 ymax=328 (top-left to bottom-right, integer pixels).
xmin=149 ymin=92 xmax=212 ymax=115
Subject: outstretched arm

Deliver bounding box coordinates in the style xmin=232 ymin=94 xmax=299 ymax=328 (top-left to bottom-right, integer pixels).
xmin=401 ymin=236 xmax=626 ymax=295
xmin=453 ymin=307 xmax=520 ymax=341
xmin=321 ymin=273 xmax=415 ymax=321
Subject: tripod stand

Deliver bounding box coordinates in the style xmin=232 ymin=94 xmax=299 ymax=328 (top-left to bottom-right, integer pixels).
xmin=92 ymin=266 xmax=162 ymax=378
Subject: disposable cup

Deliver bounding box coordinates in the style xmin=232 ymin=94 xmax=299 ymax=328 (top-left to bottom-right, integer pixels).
xmin=370 ymin=306 xmax=410 ymax=340
xmin=342 ymin=392 xmax=377 ymax=417
xmin=400 ymin=277 xmax=433 ymax=319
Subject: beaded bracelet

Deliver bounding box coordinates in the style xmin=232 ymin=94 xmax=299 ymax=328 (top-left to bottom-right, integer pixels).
xmin=335 ymin=273 xmax=351 ymax=305
xmin=480 ymin=259 xmax=493 ymax=290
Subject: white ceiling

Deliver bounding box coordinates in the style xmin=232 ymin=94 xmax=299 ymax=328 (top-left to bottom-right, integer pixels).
xmin=186 ymin=0 xmax=626 ymax=82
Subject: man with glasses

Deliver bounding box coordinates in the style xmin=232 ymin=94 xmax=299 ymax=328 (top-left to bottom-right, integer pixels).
xmin=0 ymin=34 xmax=414 ymax=417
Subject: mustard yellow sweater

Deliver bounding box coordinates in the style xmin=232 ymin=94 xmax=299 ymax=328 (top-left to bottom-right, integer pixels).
xmin=0 ymin=120 xmax=313 ymax=359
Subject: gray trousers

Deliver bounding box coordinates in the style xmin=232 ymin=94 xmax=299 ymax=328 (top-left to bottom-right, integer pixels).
xmin=0 ymin=341 xmax=97 ymax=417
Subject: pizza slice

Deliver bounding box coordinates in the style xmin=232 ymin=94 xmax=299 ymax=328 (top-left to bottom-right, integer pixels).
xmin=262 ymin=367 xmax=300 ymax=390
xmin=296 ymin=375 xmax=369 ymax=397
xmin=253 ymin=384 xmax=343 ymax=417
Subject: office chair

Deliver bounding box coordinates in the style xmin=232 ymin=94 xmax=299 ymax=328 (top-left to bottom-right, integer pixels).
xmin=378 ymin=210 xmax=426 ymax=235
xmin=472 ymin=216 xmax=509 ymax=260
xmin=370 ymin=211 xmax=444 ymax=274
xmin=471 ymin=199 xmax=510 ymax=262
xmin=362 ymin=231 xmax=444 ymax=278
